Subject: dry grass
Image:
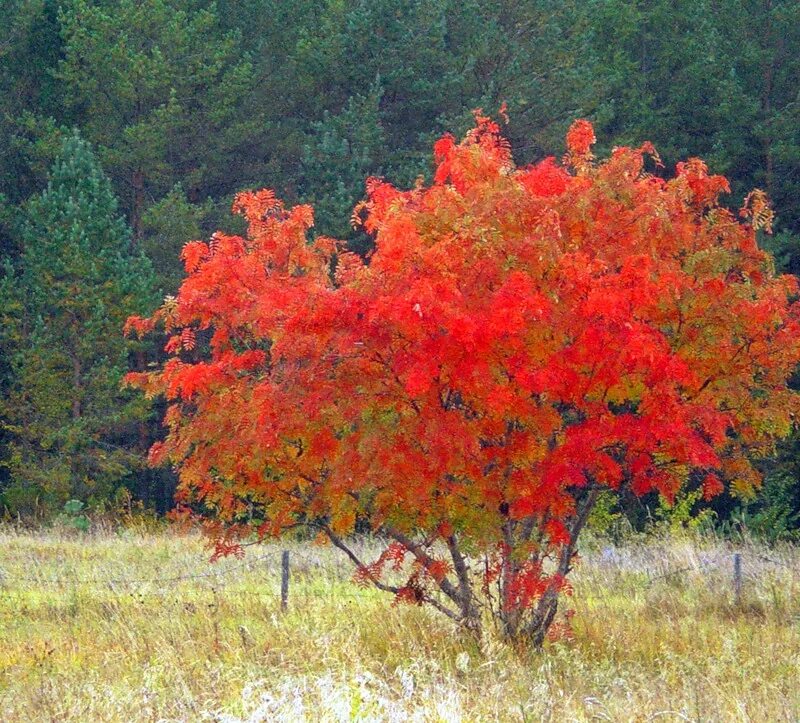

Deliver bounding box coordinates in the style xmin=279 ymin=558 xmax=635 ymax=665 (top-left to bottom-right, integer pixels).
xmin=1 ymin=525 xmax=799 ymax=722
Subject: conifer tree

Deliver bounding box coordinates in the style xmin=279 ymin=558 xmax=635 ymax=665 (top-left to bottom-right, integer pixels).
xmin=57 ymin=0 xmax=258 ymax=243
xmin=0 ymin=132 xmax=157 ymax=513
xmin=302 ymin=82 xmax=385 ymax=241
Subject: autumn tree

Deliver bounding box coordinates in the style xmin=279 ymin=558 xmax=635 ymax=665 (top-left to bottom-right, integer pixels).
xmin=127 ymin=116 xmax=800 ymax=644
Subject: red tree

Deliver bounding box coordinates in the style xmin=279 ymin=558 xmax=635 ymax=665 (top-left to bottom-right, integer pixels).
xmin=127 ymin=115 xmax=800 ymax=644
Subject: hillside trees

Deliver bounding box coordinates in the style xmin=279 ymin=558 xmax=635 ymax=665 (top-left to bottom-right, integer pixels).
xmin=719 ymin=0 xmax=800 ymax=274
xmin=0 ymin=133 xmax=157 ymax=513
xmin=0 ymin=0 xmax=67 ymax=209
xmin=590 ymin=0 xmax=800 ymax=259
xmin=57 ymin=0 xmax=262 ymax=289
xmin=127 ymin=117 xmax=800 ymax=643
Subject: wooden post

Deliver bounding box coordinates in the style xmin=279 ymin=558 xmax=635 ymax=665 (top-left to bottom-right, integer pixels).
xmin=733 ymin=553 xmax=742 ymax=606
xmin=281 ymin=550 xmax=290 ymax=612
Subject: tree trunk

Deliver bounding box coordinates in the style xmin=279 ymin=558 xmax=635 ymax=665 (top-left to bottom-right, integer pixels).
xmin=522 ymin=488 xmax=600 ymax=647
xmin=323 ymin=487 xmax=599 ymax=647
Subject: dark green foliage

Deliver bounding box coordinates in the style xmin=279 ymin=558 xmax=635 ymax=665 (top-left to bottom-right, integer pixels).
xmin=0 ymin=133 xmax=157 ymax=514
xmin=0 ymin=0 xmax=68 ymax=206
xmin=302 ymin=82 xmax=385 ymax=239
xmin=292 ymin=0 xmax=601 ymax=222
xmin=591 ymin=0 xmax=800 ymax=236
xmin=736 ymin=471 xmax=800 ymax=542
xmin=140 ymin=186 xmax=213 ymax=294
xmin=57 ymin=0 xmax=258 ymax=238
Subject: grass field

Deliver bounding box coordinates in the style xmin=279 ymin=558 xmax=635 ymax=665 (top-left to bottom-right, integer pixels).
xmin=1 ymin=525 xmax=799 ymax=722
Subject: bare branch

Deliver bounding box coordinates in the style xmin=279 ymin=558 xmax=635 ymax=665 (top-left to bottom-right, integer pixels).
xmin=321 ymin=524 xmax=462 ymax=620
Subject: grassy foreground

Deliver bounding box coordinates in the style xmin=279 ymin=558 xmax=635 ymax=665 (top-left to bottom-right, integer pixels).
xmin=1 ymin=526 xmax=799 ymax=722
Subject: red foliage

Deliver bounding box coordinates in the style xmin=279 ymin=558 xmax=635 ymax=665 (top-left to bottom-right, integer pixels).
xmin=126 ymin=116 xmax=800 ymax=636
xmin=565 ymin=119 xmax=596 ymax=156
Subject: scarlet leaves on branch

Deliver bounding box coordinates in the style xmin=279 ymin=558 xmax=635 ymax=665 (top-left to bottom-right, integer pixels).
xmin=126 ymin=115 xmax=800 ymax=641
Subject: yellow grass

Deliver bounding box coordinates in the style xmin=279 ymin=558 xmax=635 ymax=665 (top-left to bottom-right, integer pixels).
xmin=1 ymin=525 xmax=799 ymax=721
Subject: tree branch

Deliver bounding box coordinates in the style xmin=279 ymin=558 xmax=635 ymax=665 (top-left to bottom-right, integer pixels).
xmin=320 ymin=523 xmax=462 ymax=620
xmin=383 ymin=525 xmax=464 ymax=607
xmin=319 ymin=523 xmax=401 ymax=595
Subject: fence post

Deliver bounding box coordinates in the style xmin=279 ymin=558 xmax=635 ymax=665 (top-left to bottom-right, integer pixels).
xmin=733 ymin=552 xmax=742 ymax=606
xmin=281 ymin=550 xmax=290 ymax=612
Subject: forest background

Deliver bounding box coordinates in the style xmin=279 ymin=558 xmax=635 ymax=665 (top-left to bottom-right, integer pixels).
xmin=1 ymin=0 xmax=799 ymax=535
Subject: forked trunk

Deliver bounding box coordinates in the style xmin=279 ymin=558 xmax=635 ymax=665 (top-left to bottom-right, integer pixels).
xmin=499 ymin=487 xmax=600 ymax=647
xmin=323 ymin=488 xmax=599 ymax=647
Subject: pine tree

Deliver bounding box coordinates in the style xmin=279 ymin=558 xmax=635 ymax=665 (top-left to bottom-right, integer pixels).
xmin=57 ymin=0 xmax=259 ymax=244
xmin=302 ymin=82 xmax=385 ymax=241
xmin=0 ymin=132 xmax=158 ymax=514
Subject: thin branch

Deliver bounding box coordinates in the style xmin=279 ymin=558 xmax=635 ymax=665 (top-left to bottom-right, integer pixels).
xmin=418 ymin=593 xmax=464 ymax=622
xmin=383 ymin=525 xmax=463 ymax=606
xmin=319 ymin=523 xmax=402 ymax=595
xmin=320 ymin=524 xmax=462 ymax=620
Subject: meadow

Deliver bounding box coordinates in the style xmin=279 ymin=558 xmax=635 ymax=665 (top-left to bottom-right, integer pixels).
xmin=1 ymin=525 xmax=799 ymax=722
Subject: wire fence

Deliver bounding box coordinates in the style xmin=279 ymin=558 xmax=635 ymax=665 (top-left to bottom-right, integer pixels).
xmin=0 ymin=551 xmax=281 ymax=587
xmin=0 ymin=546 xmax=387 ymax=605
xmin=1 ymin=543 xmax=798 ymax=608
